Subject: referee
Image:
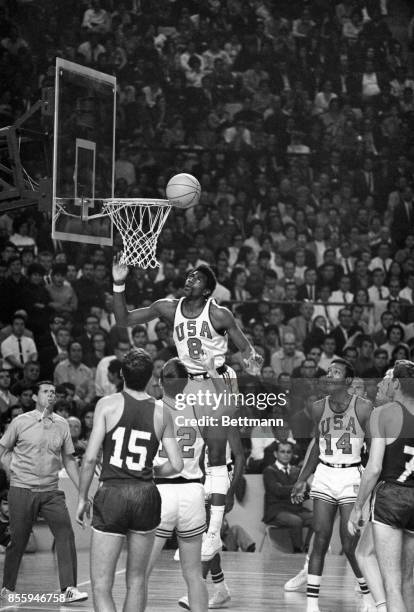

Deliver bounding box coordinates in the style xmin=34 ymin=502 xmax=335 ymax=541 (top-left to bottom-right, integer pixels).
xmin=0 ymin=380 xmax=87 ymax=603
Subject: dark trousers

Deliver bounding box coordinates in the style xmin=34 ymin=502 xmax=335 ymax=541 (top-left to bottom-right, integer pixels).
xmin=3 ymin=487 xmax=77 ymax=591
xmin=271 ymin=508 xmax=313 ymax=550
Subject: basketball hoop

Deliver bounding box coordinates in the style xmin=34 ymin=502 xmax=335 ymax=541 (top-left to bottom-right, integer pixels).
xmin=102 ymin=198 xmax=172 ymax=268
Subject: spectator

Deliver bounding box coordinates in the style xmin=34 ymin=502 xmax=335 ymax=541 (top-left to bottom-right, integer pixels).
xmin=271 ymin=333 xmax=305 ymax=378
xmin=53 ymin=342 xmax=95 ymax=410
xmin=81 ymin=0 xmax=111 ymax=34
xmin=46 ymin=265 xmax=78 ymax=316
xmin=263 ymin=441 xmax=313 ymax=552
xmin=0 ymin=370 xmax=17 ymax=420
xmin=94 ymin=339 xmax=130 ymax=398
xmin=1 ymin=315 xmax=37 ymax=374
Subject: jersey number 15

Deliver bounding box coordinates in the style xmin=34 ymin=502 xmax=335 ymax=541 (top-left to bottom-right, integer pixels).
xmin=109 ymin=426 xmax=150 ymax=471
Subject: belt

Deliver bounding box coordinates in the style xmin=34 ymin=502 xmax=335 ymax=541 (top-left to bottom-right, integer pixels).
xmin=155 ymin=477 xmax=202 ymax=485
xmin=320 ymin=459 xmax=362 ymax=469
xmin=188 ymin=364 xmax=227 ymax=380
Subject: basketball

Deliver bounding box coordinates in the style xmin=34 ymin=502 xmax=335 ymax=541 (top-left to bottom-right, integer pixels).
xmin=165 ymin=173 xmax=201 ymax=209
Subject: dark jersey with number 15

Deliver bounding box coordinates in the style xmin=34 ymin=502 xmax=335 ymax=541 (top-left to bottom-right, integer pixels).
xmin=100 ymin=392 xmax=161 ymax=484
xmin=380 ymin=402 xmax=414 ymax=488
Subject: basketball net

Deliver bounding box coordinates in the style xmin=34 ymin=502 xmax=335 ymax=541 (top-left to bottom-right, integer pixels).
xmin=102 ymin=198 xmax=171 ymax=268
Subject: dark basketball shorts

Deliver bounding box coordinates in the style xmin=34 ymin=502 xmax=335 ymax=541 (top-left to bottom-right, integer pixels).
xmin=371 ymin=481 xmax=414 ymax=533
xmin=92 ymin=481 xmax=161 ymax=536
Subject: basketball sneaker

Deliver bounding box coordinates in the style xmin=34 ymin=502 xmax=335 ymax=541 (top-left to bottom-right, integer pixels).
xmin=0 ymin=586 xmax=15 ymax=602
xmin=209 ymin=582 xmax=231 ymax=608
xmin=64 ymin=586 xmax=88 ymax=603
xmin=178 ymin=594 xmax=190 ymax=610
xmin=201 ymin=531 xmax=222 ymax=562
xmin=284 ymin=566 xmax=308 ymax=592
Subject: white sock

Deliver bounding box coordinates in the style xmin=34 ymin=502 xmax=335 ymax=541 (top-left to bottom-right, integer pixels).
xmin=307 ymin=573 xmax=321 ymax=610
xmin=376 ymin=602 xmax=387 ymax=611
xmin=208 ymin=505 xmax=225 ymax=534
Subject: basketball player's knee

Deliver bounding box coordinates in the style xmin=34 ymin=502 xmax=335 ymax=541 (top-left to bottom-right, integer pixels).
xmin=93 ymin=578 xmax=111 ymax=597
xmin=341 ymin=535 xmax=356 ymax=558
xmin=312 ymin=530 xmax=331 ymax=555
xmin=206 ymin=442 xmax=226 ymax=466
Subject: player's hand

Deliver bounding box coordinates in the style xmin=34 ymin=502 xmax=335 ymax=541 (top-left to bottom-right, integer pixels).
xmin=291 ymin=480 xmax=307 ymax=504
xmin=243 ymin=349 xmax=264 ymax=376
xmin=348 ymin=506 xmax=364 ymax=536
xmin=199 ymin=348 xmax=217 ymax=374
xmin=112 ymin=253 xmax=129 ymax=284
xmin=75 ymin=498 xmax=91 ymax=528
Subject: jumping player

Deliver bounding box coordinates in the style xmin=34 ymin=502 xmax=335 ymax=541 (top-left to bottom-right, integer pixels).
xmin=291 ymin=359 xmax=373 ymax=612
xmin=112 ymin=258 xmax=262 ymax=560
xmin=349 ymin=360 xmax=414 ymax=612
xmin=76 ymin=349 xmax=183 ymax=612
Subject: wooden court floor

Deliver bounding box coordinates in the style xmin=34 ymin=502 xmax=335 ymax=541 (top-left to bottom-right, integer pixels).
xmin=0 ymin=549 xmax=367 ymax=611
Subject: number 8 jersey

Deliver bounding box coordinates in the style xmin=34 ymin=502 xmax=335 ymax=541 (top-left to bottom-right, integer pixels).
xmin=173 ymin=297 xmax=227 ymax=374
xmin=318 ymin=394 xmax=365 ymax=465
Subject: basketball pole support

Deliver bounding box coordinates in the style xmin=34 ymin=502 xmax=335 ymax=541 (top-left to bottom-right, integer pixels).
xmin=0 ymin=89 xmax=53 ymax=214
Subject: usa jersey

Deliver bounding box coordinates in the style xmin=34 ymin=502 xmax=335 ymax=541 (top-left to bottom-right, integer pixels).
xmin=100 ymin=392 xmax=160 ymax=483
xmin=173 ymin=297 xmax=227 ymax=374
xmin=318 ymin=395 xmax=365 ymax=465
xmin=154 ymin=400 xmax=204 ymax=480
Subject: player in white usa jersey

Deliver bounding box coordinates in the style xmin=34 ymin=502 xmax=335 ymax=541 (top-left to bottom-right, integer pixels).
xmin=113 ymin=259 xmax=262 ymax=561
xmin=148 ymin=358 xmax=208 ymax=612
xmin=291 ymin=358 xmax=373 ymax=612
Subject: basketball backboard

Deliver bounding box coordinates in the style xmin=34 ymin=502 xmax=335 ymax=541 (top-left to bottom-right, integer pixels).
xmin=52 ymin=58 xmax=116 ymax=246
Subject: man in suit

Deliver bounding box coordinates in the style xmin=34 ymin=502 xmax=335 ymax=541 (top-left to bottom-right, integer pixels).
xmin=263 ymin=441 xmax=313 ymax=552
xmin=297 ymin=269 xmax=318 ymax=302
xmin=392 ymin=183 xmax=414 ymax=247
xmin=288 ymin=301 xmax=314 ymax=352
xmin=75 ymin=314 xmax=101 ymax=355
xmin=353 ymin=156 xmax=378 ymax=201
xmin=331 ymin=307 xmax=354 ymax=356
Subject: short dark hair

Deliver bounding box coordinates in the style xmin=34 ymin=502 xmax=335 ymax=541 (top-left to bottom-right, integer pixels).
xmin=34 ymin=380 xmax=55 ymax=394
xmin=108 ymin=358 xmax=122 ymax=376
xmin=51 ymin=263 xmax=68 ymax=276
xmin=193 ymin=264 xmax=217 ymax=296
xmin=276 ymin=440 xmax=293 ymax=452
xmin=393 ymin=359 xmax=414 ymax=398
xmin=386 ymin=324 xmax=404 ymax=341
xmin=132 ymin=324 xmax=147 ymax=337
xmin=160 ymin=358 xmax=188 ymax=397
xmin=53 ymin=398 xmax=71 ymax=415
xmin=121 ymin=349 xmax=153 ymax=391
xmin=27 ymin=263 xmax=46 ymax=276
xmin=330 ymin=358 xmax=354 ymax=379
xmin=374 ymin=348 xmax=388 ymax=359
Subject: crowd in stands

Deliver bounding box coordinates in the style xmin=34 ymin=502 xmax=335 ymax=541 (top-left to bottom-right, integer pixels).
xmin=1 ymin=0 xmax=414 ymax=472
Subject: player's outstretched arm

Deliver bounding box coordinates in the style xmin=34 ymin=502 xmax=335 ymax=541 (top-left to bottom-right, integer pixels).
xmin=76 ymin=398 xmax=107 ymax=526
xmin=112 ymin=256 xmax=176 ymax=326
xmin=348 ymin=406 xmax=387 ymax=535
xmin=154 ymin=406 xmax=184 ymax=477
xmin=291 ymin=399 xmax=324 ymax=503
xmin=211 ymin=305 xmax=263 ymax=375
